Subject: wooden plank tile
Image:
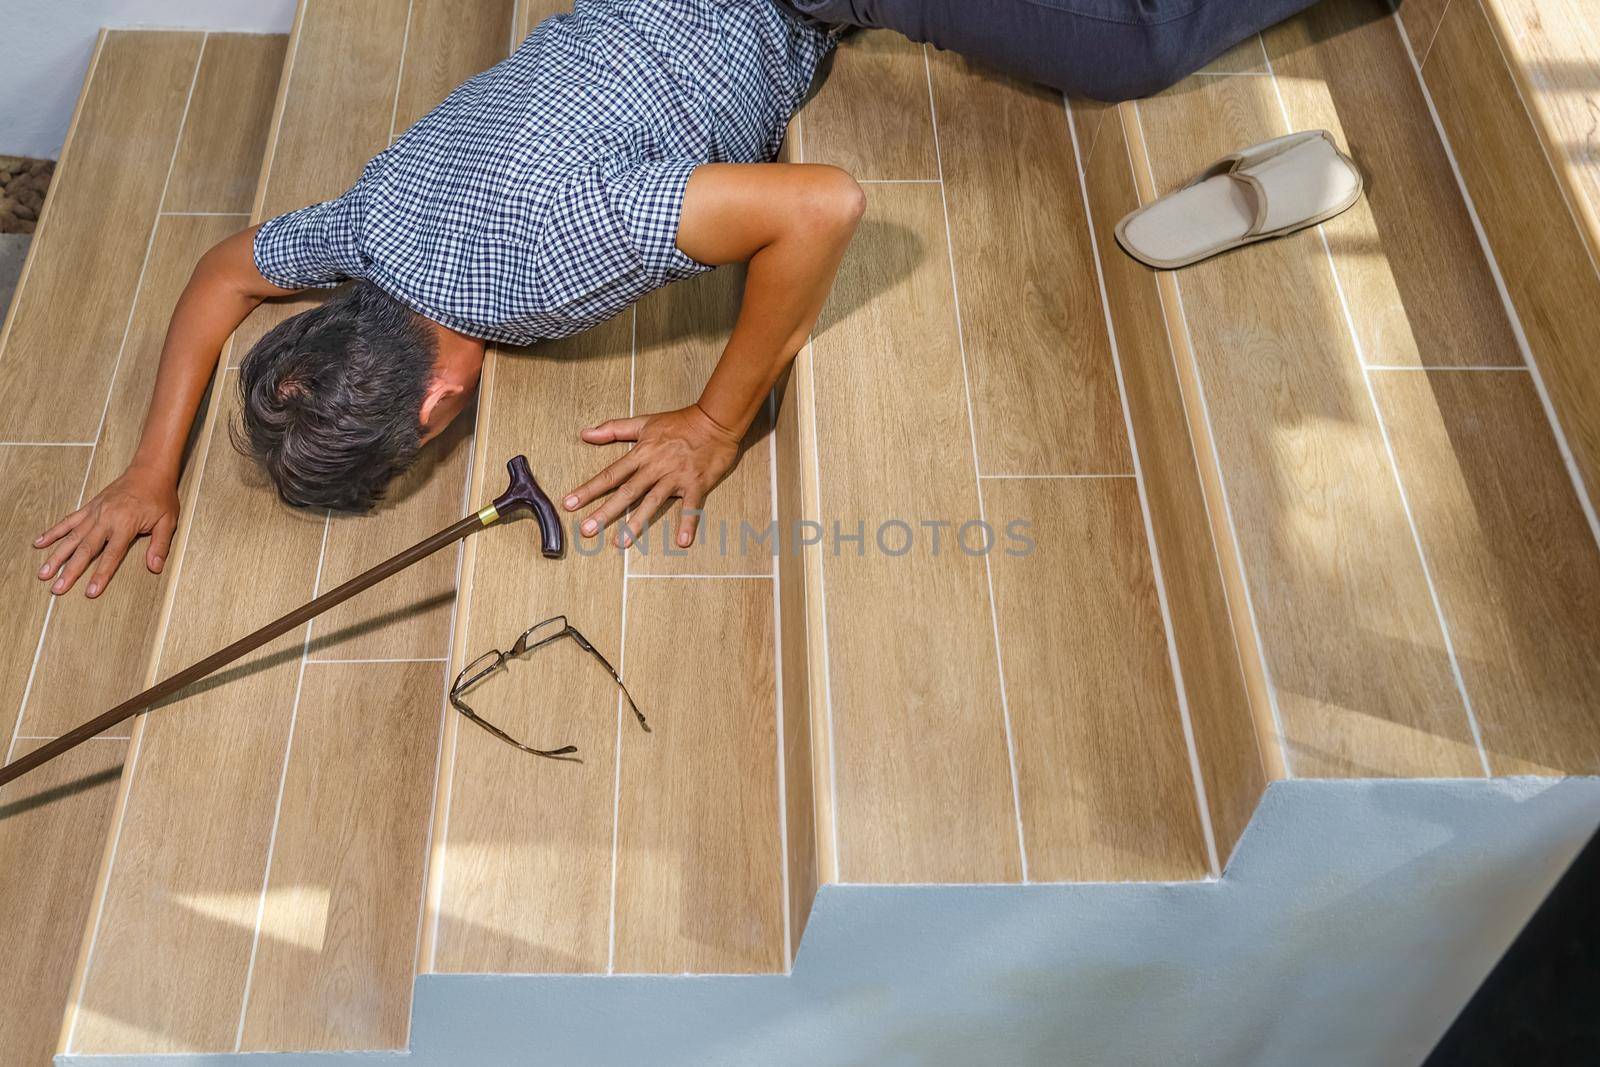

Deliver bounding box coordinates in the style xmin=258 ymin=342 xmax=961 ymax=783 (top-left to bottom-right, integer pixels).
xmin=306 ymin=420 xmax=472 ymax=660
xmin=1372 ymin=370 xmax=1600 ymax=775
xmin=802 ymin=31 xmax=938 ymax=181
xmin=22 ymin=216 xmax=241 ymax=737
xmin=394 ymin=0 xmax=517 ymax=132
xmin=516 ymin=0 xmax=572 ymax=43
xmin=70 ymin=382 xmax=329 ymax=1054
xmin=985 ymin=479 xmax=1209 ymax=880
xmin=0 ymin=31 xmax=203 ymax=442
xmin=0 ymin=737 xmax=128 ymax=1067
xmin=1265 ymin=0 xmax=1519 ymax=368
xmin=613 ymin=577 xmax=783 ymax=972
xmin=0 ymin=446 xmax=90 ymax=742
xmin=632 ymin=267 xmax=775 ymax=575
xmin=1135 ymin=75 xmax=1482 ymax=777
xmin=237 ymin=661 xmax=444 ymax=1051
xmin=1070 ymin=95 xmax=1117 ymax=166
xmin=1424 ymin=0 xmax=1600 ymax=505
xmin=929 ymin=52 xmax=1131 ymax=475
xmin=228 ymin=1 xmax=409 ymax=366
xmin=1398 ymin=0 xmax=1453 ymax=59
xmin=811 ymin=183 xmax=1021 ymax=882
xmin=1082 ymin=108 xmax=1268 ymax=858
xmin=256 ymin=0 xmax=411 ymax=218
xmin=429 ymin=320 xmax=631 ymax=974
xmin=255 ymin=0 xmax=509 ymax=661
xmin=164 ymin=34 xmax=287 ymax=214
xmin=772 ymin=366 xmax=817 ymax=950
xmin=1490 ymin=0 xmax=1600 ymax=262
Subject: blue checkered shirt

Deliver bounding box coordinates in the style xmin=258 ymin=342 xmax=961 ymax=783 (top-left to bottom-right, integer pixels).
xmin=253 ymin=0 xmax=833 ymax=345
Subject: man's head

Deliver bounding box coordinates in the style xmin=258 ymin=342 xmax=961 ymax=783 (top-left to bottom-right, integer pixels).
xmin=234 ymin=282 xmax=476 ymax=511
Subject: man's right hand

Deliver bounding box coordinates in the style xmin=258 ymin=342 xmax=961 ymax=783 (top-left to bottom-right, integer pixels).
xmin=35 ymin=466 xmax=180 ymax=598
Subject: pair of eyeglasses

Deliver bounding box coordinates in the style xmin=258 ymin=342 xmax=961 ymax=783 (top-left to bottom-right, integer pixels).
xmin=449 ymin=615 xmax=647 ymax=761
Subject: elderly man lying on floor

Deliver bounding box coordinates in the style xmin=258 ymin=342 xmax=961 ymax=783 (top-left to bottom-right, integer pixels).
xmin=36 ymin=0 xmax=1317 ymax=598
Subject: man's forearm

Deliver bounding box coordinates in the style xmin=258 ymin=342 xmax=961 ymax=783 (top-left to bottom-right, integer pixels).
xmin=564 ymin=162 xmax=865 ymax=548
xmin=695 ymin=199 xmax=861 ymax=435
xmin=675 ymin=162 xmax=867 ymax=437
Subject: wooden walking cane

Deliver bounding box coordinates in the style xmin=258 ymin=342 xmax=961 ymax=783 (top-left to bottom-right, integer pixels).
xmin=0 ymin=455 xmax=563 ymax=789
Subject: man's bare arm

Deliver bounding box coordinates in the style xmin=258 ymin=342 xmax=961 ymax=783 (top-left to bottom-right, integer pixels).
xmin=563 ymin=162 xmax=865 ymax=547
xmin=35 ymin=226 xmax=299 ymax=597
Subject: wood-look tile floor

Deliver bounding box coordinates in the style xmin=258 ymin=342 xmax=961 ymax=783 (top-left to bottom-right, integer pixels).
xmin=1103 ymin=0 xmax=1600 ymax=782
xmin=6 ymin=0 xmax=1599 ymax=1059
xmin=0 ymin=28 xmax=286 ymax=1063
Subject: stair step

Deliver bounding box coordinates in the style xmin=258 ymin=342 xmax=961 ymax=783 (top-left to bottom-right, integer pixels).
xmin=1079 ymin=0 xmax=1600 ymax=781
xmin=1409 ymin=0 xmax=1600 ymax=532
xmin=785 ymin=30 xmax=1227 ymax=886
xmin=0 ymin=28 xmax=285 ymax=1065
xmin=10 ymin=0 xmax=1598 ymax=1058
xmin=60 ymin=1 xmax=512 ymax=1055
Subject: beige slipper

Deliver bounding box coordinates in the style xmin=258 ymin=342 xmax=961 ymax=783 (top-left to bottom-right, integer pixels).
xmin=1115 ymin=130 xmax=1363 ymax=270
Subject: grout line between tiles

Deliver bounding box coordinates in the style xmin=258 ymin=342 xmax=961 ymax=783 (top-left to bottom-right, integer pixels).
xmin=5 ymin=590 xmax=62 ymax=768
xmin=248 ymin=0 xmax=306 ymax=223
xmin=0 ymin=440 xmax=96 ymax=447
xmin=857 ymin=178 xmax=943 ymax=184
xmin=424 ymin=364 xmax=498 ymax=975
xmin=160 ymin=211 xmax=251 ymax=217
xmin=1364 ymin=364 xmax=1528 ymax=372
xmin=1393 ymin=9 xmax=1600 ymax=552
xmin=1124 ymin=98 xmax=1292 ymax=779
xmin=807 ymin=338 xmax=842 ymax=884
xmin=923 ymin=44 xmax=1030 ymax=882
xmin=418 ymin=8 xmax=529 ymax=967
xmin=626 ymin=571 xmax=773 ymax=579
xmin=8 ymin=34 xmax=206 ymax=768
xmin=980 ymin=472 xmax=1135 ymax=480
xmin=792 ymin=119 xmax=843 ymax=885
xmin=1416 ymin=0 xmax=1454 ymax=67
xmin=606 ymin=307 xmax=637 ymax=975
xmin=308 ymin=656 xmax=449 ymax=664
xmin=11 ymin=735 xmax=128 ymax=743
xmin=1261 ymin=38 xmax=1491 ymax=778
xmin=233 ymin=509 xmax=332 ymax=1050
xmin=766 ymin=388 xmax=793 ymax=972
xmin=219 ymin=16 xmax=329 ymax=1025
xmin=406 ymin=433 xmax=476 ymax=1038
xmin=387 ymin=0 xmax=416 ymax=145
xmin=1067 ymin=94 xmax=1220 ymax=878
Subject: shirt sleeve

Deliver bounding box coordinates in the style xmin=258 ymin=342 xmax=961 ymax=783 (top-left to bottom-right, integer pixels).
xmin=604 ymin=159 xmax=712 ymax=287
xmin=252 ymin=196 xmax=365 ymax=290
xmin=533 ymin=159 xmax=713 ymax=323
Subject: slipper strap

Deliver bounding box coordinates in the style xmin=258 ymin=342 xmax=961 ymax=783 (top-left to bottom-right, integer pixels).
xmin=1229 ymin=171 xmax=1272 ymax=237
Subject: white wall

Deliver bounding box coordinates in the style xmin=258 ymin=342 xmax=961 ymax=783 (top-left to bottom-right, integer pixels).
xmin=0 ymin=0 xmax=297 ymax=159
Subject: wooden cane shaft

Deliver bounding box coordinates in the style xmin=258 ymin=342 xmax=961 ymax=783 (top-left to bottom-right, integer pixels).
xmin=0 ymin=511 xmax=488 ymax=789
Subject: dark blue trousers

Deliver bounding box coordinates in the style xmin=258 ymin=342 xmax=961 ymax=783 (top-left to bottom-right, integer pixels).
xmin=779 ymin=0 xmax=1323 ymax=100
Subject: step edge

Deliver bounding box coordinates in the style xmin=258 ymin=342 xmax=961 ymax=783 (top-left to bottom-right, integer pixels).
xmin=55 ymin=23 xmax=297 ymax=1058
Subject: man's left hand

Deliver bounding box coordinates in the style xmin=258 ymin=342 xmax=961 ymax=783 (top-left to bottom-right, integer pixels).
xmin=563 ymin=404 xmax=742 ymax=548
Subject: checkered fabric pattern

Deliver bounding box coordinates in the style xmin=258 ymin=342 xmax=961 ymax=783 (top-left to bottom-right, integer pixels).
xmin=254 ymin=0 xmax=833 ymax=345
